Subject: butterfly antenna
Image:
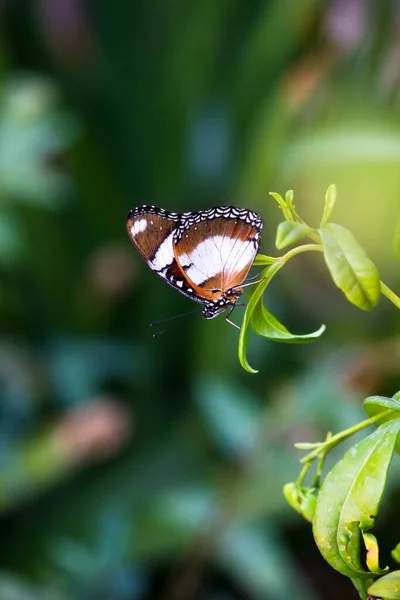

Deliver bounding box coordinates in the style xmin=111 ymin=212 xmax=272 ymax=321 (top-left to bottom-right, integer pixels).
xmin=244 ymin=271 xmax=264 ymax=283
xmin=238 ymin=276 xmax=266 ymax=290
xmin=150 ymin=308 xmax=201 ymax=337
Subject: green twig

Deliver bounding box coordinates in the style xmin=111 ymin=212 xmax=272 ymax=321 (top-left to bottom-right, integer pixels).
xmin=296 ymin=462 xmax=311 ymax=487
xmin=300 ymin=410 xmax=393 ymax=464
xmin=279 ymin=243 xmax=324 ymax=266
xmin=380 ymin=281 xmax=400 ymax=310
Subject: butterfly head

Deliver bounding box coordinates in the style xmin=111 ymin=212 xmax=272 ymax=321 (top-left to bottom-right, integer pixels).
xmin=201 ymin=288 xmax=242 ymax=319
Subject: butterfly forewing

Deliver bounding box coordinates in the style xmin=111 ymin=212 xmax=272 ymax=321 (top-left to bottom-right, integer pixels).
xmin=173 ymin=207 xmax=262 ymax=299
xmin=127 ymin=206 xmax=204 ymax=302
xmin=127 ymin=206 xmax=178 ymax=269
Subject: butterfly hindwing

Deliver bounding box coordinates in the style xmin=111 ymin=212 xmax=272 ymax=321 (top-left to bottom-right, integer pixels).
xmin=173 ymin=207 xmax=262 ymax=300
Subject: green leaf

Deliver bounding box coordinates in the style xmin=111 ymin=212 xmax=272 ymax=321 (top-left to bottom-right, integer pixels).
xmin=284 ymin=483 xmax=318 ymax=523
xmin=313 ymin=420 xmax=400 ymax=578
xmin=285 ymin=189 xmax=294 ymax=206
xmin=363 ymin=396 xmax=400 ymax=454
xmin=368 ymin=571 xmax=400 ymax=599
xmin=238 ymin=261 xmax=325 ymax=372
xmin=363 ymin=395 xmax=400 ymax=424
xmin=275 ymin=221 xmax=313 ymax=249
xmin=270 ymin=191 xmax=287 ymax=211
xmin=251 ymin=297 xmax=325 ymax=343
xmin=392 ymin=543 xmax=400 ymax=564
xmin=270 ymin=191 xmax=293 ymax=222
xmin=320 ymin=184 xmax=337 ymax=227
xmin=363 ymin=532 xmax=386 ymax=575
xmin=238 ymin=263 xmax=282 ymax=373
xmin=319 ymin=223 xmax=381 ymax=310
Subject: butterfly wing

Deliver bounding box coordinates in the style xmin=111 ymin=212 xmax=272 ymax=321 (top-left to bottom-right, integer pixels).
xmin=126 ymin=206 xmax=205 ymax=302
xmin=173 ymin=206 xmax=263 ymax=300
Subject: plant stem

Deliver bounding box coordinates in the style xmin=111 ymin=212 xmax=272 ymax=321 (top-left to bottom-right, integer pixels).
xmin=300 ymin=410 xmax=394 ymax=463
xmin=380 ymin=281 xmax=400 ymax=310
xmin=280 ymin=243 xmax=324 ymax=266
xmin=296 ymin=462 xmax=311 ymax=486
xmin=351 ymin=577 xmax=368 ymax=599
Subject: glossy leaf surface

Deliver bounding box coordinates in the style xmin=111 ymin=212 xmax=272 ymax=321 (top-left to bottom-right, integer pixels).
xmin=363 ymin=395 xmax=400 ymax=422
xmin=238 ymin=262 xmax=325 ymax=373
xmin=275 ymin=221 xmax=312 ymax=249
xmin=319 ymin=224 xmax=381 ymax=310
xmin=238 ymin=263 xmax=281 ymax=373
xmin=313 ymin=420 xmax=400 ymax=577
xmin=368 ymin=570 xmax=400 ymax=599
xmin=251 ymin=299 xmax=325 ymax=343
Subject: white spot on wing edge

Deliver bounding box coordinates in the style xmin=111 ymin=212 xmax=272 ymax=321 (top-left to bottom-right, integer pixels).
xmin=151 ymin=231 xmax=175 ymax=271
xmin=131 ymin=219 xmax=147 ymax=236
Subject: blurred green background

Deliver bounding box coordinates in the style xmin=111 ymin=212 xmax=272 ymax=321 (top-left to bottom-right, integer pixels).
xmin=1 ymin=1 xmax=400 ymax=599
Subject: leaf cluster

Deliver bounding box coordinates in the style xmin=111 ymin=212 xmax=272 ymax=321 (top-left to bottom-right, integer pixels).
xmin=287 ymin=391 xmax=400 ymax=599
xmin=239 ymin=185 xmax=399 ymax=373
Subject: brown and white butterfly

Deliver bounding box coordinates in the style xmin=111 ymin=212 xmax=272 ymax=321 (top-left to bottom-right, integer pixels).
xmin=126 ymin=205 xmax=263 ymax=320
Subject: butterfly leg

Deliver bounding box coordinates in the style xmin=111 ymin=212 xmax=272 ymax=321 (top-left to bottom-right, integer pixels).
xmin=225 ymin=304 xmax=240 ymax=330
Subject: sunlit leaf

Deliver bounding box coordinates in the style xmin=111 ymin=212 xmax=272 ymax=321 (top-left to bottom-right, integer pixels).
xmin=270 ymin=192 xmax=293 ymax=221
xmin=363 ymin=396 xmax=400 ymax=454
xmin=238 ymin=263 xmax=282 ymax=373
xmin=251 ymin=297 xmax=325 ymax=343
xmin=313 ymin=420 xmax=400 ymax=577
xmin=275 ymin=221 xmax=312 ymax=249
xmin=368 ymin=571 xmax=400 ymax=599
xmin=319 ymin=224 xmax=381 ymax=310
xmin=238 ymin=261 xmax=325 ymax=372
xmin=363 ymin=395 xmax=400 ymax=423
xmin=320 ymin=184 xmax=337 ymax=227
xmin=285 ymin=189 xmax=294 ymax=206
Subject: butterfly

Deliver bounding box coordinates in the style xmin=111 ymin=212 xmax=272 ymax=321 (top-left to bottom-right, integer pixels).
xmin=126 ymin=205 xmax=263 ymax=321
